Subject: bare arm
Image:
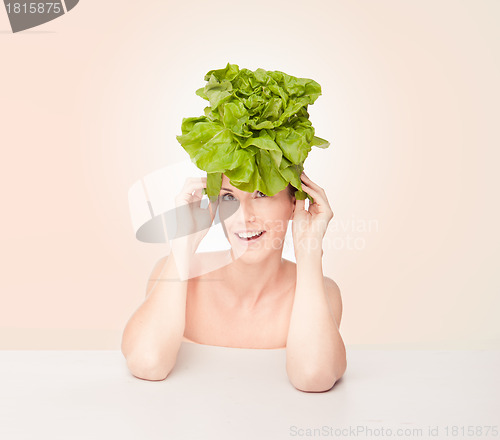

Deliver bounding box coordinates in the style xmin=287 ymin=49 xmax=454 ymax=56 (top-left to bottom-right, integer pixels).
xmin=286 ymin=251 xmax=347 ymax=392
xmin=121 ymin=251 xmax=191 ymax=381
xmin=121 ymin=176 xmax=217 ymax=380
xmin=286 ymin=172 xmax=347 ymax=392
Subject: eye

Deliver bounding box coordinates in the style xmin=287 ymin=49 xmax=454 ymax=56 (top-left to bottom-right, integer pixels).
xmin=256 ymin=191 xmax=267 ymax=198
xmin=221 ymin=192 xmax=237 ymax=201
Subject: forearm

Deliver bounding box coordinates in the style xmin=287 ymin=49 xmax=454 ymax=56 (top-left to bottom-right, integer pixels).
xmin=286 ymin=251 xmax=346 ymax=391
xmin=121 ymin=252 xmax=190 ymax=379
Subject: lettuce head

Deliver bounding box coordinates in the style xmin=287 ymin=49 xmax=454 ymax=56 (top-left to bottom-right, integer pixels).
xmin=176 ymin=63 xmax=330 ymax=202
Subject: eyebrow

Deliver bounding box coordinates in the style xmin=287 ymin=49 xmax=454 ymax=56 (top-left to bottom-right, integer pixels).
xmin=220 ymin=187 xmax=266 ymax=195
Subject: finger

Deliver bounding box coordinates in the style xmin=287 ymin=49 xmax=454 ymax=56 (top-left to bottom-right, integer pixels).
xmin=295 ymin=199 xmax=306 ymax=211
xmin=193 ymin=187 xmax=203 ymax=197
xmin=301 ymin=173 xmax=326 ymax=196
xmin=301 ymin=173 xmax=327 ymax=197
xmin=301 ymin=185 xmax=335 ymax=220
xmin=177 ymin=179 xmax=206 ymax=206
xmin=300 ymin=184 xmax=323 ymax=203
xmin=175 ymin=178 xmax=207 ymax=207
xmin=180 ymin=177 xmax=208 ymax=195
xmin=192 ymin=188 xmax=204 ymax=207
xmin=301 ymin=176 xmax=331 ymax=206
xmin=293 ymin=199 xmax=307 ymax=219
xmin=301 ymin=186 xmax=332 ymax=214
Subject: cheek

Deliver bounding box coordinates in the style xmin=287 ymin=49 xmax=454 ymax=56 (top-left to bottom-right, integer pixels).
xmin=260 ymin=206 xmax=292 ymax=234
xmin=219 ymin=202 xmax=241 ymax=224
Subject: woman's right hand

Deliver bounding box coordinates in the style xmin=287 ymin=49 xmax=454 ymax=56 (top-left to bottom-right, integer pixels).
xmin=170 ymin=177 xmax=218 ymax=263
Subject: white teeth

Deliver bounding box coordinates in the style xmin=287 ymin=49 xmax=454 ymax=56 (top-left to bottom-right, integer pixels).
xmin=237 ymin=231 xmax=263 ymax=239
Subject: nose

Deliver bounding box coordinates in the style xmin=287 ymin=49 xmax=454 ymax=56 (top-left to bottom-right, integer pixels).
xmin=238 ymin=199 xmax=257 ymax=222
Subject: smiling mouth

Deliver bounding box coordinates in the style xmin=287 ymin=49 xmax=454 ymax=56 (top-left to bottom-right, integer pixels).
xmin=235 ymin=231 xmax=266 ymax=241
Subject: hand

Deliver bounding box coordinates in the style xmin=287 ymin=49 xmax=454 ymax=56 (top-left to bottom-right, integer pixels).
xmin=292 ymin=173 xmax=334 ymax=257
xmin=170 ymin=177 xmax=219 ymax=261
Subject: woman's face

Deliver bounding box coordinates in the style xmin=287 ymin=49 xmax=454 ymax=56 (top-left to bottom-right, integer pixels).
xmin=218 ymin=174 xmax=296 ymax=261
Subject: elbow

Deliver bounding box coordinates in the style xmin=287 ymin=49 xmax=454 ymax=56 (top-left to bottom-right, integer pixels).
xmin=288 ymin=361 xmax=347 ymax=393
xmin=289 ymin=371 xmax=339 ymax=393
xmin=125 ymin=353 xmax=173 ymax=381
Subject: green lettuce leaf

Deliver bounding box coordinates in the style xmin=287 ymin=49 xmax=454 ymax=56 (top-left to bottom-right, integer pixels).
xmin=176 ymin=62 xmax=330 ymax=201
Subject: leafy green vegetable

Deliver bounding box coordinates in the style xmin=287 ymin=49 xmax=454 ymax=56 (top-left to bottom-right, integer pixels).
xmin=176 ymin=63 xmax=330 ymax=202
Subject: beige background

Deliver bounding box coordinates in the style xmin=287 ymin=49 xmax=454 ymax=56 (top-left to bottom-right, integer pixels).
xmin=0 ymin=0 xmax=498 ymax=349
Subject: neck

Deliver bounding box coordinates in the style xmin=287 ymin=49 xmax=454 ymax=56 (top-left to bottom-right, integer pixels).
xmin=221 ymin=250 xmax=288 ymax=309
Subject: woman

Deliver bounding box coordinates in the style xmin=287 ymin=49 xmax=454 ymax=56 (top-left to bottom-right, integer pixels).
xmin=121 ymin=171 xmax=347 ymax=392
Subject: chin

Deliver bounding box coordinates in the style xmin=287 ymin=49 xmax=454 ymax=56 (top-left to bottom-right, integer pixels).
xmin=231 ymin=241 xmax=283 ymax=265
xmin=229 ymin=243 xmax=261 ymax=261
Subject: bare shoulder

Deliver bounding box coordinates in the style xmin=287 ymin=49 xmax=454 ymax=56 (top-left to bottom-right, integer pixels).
xmin=145 ymin=251 xmax=230 ymax=299
xmin=323 ymin=276 xmax=343 ymax=327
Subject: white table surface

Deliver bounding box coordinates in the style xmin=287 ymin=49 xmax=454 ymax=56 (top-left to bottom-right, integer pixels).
xmin=1 ymin=344 xmax=499 ymax=440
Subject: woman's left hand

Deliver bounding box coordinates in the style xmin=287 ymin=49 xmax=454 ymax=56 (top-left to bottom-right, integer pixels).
xmin=292 ymin=173 xmax=334 ymax=257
